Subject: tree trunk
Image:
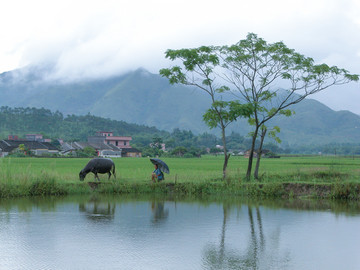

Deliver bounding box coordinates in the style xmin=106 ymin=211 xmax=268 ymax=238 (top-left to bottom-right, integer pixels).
xmin=223 ymin=153 xmax=231 ymax=180
xmin=246 ymin=125 xmax=259 ymax=180
xmin=221 ymin=125 xmax=230 ymax=180
xmin=254 ymin=127 xmax=267 ymax=180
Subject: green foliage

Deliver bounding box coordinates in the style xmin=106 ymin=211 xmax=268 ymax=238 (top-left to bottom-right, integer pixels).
xmin=151 ymin=136 xmax=163 ymax=149
xmin=8 ymin=144 xmax=32 ymax=157
xmin=160 ymin=42 xmax=259 ymax=178
xmin=141 ymin=147 xmax=163 ymax=158
xmin=8 ymin=152 xmax=27 ymax=157
xmin=171 ymin=146 xmax=188 ymax=157
xmin=0 ymin=106 xmax=167 ymax=141
xmin=75 ymin=147 xmax=97 ymax=158
xmin=203 ymin=101 xmax=253 ymax=129
xmin=210 ymin=147 xmax=222 ymax=154
xmin=1 ymin=67 xmax=359 ymax=147
xmin=267 ymin=126 xmax=281 ymax=144
xmin=0 ymin=156 xmax=359 ymax=199
xmin=218 ymin=33 xmax=359 ymax=178
xmin=221 ymin=33 xmax=358 ymax=122
xmin=2 ymin=106 xmax=360 ymax=154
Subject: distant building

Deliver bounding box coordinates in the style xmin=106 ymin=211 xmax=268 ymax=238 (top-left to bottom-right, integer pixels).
xmin=26 ymin=134 xmax=44 ymax=142
xmin=7 ymin=134 xmax=52 ymax=143
xmin=89 ymin=131 xmax=132 ymax=148
xmin=122 ymin=147 xmax=142 ymax=158
xmin=61 ymin=131 xmax=141 ymax=158
xmin=0 ymin=139 xmax=59 ymax=157
xmin=62 ymin=141 xmax=123 ymax=158
xmin=8 ymin=135 xmax=18 ymax=140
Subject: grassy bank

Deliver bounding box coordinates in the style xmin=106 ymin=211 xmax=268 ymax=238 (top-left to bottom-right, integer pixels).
xmin=0 ymin=156 xmax=359 ymax=199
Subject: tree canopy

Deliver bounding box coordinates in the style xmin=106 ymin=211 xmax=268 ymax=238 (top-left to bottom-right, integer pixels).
xmin=161 ymin=33 xmax=359 ymax=180
xmin=160 ymin=46 xmax=252 ymax=179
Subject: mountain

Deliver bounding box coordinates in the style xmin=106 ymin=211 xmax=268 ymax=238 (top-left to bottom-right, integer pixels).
xmin=0 ymin=67 xmax=210 ymax=132
xmin=1 ymin=66 xmax=359 ymax=146
xmin=261 ymin=99 xmax=360 ymax=146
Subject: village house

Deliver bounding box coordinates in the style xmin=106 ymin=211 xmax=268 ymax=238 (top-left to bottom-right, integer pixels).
xmin=25 ymin=134 xmax=44 ymax=142
xmin=0 ymin=139 xmax=59 ymax=157
xmin=61 ymin=141 xmax=123 ymax=158
xmin=90 ymin=131 xmax=132 ymax=148
xmin=61 ymin=131 xmax=142 ymax=158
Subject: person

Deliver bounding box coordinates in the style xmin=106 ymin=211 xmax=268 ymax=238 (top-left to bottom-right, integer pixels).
xmin=152 ymin=164 xmax=164 ymax=182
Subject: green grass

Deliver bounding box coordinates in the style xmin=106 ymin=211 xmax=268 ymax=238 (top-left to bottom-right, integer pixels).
xmin=0 ymin=155 xmax=359 ymax=199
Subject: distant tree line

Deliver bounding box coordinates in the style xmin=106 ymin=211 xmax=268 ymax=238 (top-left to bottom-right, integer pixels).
xmin=0 ymin=106 xmax=359 ymax=156
xmin=0 ymin=106 xmax=167 ymax=141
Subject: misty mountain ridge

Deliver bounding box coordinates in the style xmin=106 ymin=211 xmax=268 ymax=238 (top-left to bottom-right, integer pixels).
xmin=0 ymin=66 xmax=359 ymax=146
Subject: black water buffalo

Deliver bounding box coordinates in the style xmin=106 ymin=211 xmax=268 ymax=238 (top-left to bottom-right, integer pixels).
xmin=79 ymin=158 xmax=116 ymax=181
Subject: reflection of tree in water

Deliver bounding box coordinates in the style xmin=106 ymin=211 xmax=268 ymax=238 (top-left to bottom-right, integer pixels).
xmin=202 ymin=204 xmax=290 ymax=269
xmin=151 ymin=201 xmax=169 ymax=225
xmin=79 ymin=198 xmax=116 ymax=223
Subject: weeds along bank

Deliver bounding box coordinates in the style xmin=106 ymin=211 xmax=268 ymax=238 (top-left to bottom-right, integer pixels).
xmin=0 ymin=156 xmax=359 ymax=199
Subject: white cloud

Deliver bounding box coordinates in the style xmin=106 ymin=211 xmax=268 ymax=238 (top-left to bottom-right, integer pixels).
xmin=0 ymin=0 xmax=359 ymax=113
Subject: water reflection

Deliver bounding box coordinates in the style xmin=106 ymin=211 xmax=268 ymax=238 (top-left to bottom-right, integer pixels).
xmin=150 ymin=201 xmax=169 ymax=225
xmin=0 ymin=195 xmax=359 ymax=269
xmin=79 ymin=196 xmax=116 ymax=222
xmin=202 ymin=204 xmax=292 ymax=269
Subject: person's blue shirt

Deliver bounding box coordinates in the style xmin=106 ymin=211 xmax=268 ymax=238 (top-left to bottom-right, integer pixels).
xmin=153 ymin=168 xmax=164 ymax=180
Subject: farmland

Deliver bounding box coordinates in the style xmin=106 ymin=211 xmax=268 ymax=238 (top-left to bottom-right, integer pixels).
xmin=0 ymin=155 xmax=359 ymax=199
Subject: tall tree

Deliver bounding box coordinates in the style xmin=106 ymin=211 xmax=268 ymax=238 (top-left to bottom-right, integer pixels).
xmin=160 ymin=47 xmax=251 ymax=179
xmin=219 ymin=33 xmax=359 ymax=179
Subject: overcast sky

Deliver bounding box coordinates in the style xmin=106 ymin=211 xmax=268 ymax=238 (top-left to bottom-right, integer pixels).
xmin=1 ymin=0 xmax=359 ymax=114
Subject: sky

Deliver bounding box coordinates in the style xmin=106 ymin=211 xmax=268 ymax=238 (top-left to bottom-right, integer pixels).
xmin=0 ymin=0 xmax=359 ymax=114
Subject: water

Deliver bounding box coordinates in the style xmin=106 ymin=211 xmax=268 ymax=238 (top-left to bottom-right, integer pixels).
xmin=0 ymin=195 xmax=360 ymax=270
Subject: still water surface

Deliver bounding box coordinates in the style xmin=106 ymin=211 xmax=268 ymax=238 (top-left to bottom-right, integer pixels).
xmin=0 ymin=195 xmax=360 ymax=270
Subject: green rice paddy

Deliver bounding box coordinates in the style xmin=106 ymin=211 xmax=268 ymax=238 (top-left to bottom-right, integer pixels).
xmin=0 ymin=155 xmax=359 ymax=199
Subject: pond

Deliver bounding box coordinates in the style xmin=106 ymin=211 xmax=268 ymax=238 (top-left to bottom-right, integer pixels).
xmin=0 ymin=195 xmax=360 ymax=269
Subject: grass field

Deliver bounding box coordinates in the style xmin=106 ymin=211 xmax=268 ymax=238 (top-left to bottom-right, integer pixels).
xmin=0 ymin=155 xmax=359 ymax=198
xmin=1 ymin=155 xmax=359 ymax=182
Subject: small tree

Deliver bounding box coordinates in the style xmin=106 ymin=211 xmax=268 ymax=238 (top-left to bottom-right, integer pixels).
xmin=160 ymin=47 xmax=251 ymax=179
xmin=83 ymin=146 xmax=97 ymax=157
xmin=219 ymin=33 xmax=359 ymax=179
xmin=171 ymin=146 xmax=188 ymax=157
xmin=151 ymin=136 xmax=163 ymax=149
xmin=150 ymin=136 xmax=163 ymax=157
xmin=76 ymin=146 xmax=97 ymax=158
xmin=15 ymin=144 xmax=30 ymax=157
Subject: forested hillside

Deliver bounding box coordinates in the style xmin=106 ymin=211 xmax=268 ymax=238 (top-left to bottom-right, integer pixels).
xmin=1 ymin=67 xmax=360 ymax=146
xmin=0 ymin=106 xmax=221 ymax=151
xmin=0 ymin=67 xmax=210 ymax=133
xmin=0 ymin=106 xmax=167 ymax=141
xmin=0 ymin=106 xmax=359 ymax=155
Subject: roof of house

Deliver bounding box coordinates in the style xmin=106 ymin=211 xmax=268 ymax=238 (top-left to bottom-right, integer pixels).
xmin=61 ymin=142 xmax=80 ymax=151
xmin=89 ymin=142 xmax=121 ymax=151
xmin=0 ymin=140 xmax=15 ymax=152
xmin=0 ymin=140 xmax=59 ymax=151
xmin=61 ymin=141 xmax=122 ymax=151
